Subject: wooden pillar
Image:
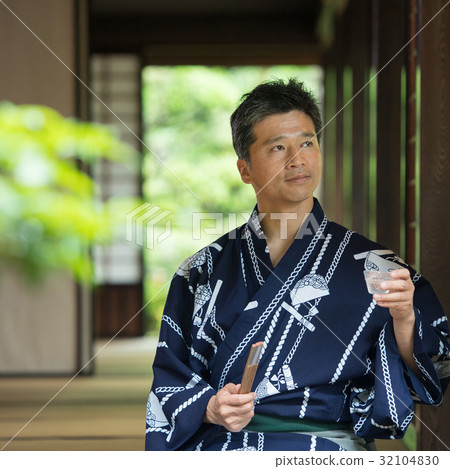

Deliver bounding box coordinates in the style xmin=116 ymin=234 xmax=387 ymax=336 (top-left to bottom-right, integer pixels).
xmin=405 ymin=0 xmax=419 ymax=270
xmin=375 ymin=0 xmax=404 ymax=254
xmin=335 ymin=31 xmax=344 ymax=226
xmin=322 ymin=57 xmax=338 ymax=221
xmin=417 ymin=0 xmax=450 ymax=451
xmin=322 ymin=13 xmax=344 ymax=225
xmin=347 ymin=0 xmax=372 ymax=236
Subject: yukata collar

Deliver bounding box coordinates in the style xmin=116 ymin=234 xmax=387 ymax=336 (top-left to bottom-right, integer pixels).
xmin=247 ymin=205 xmax=265 ymax=239
xmin=246 ymin=198 xmax=327 ymax=241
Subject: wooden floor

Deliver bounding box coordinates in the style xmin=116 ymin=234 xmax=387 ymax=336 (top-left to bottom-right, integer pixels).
xmin=0 ymin=336 xmax=407 ymax=451
xmin=0 ymin=337 xmax=156 ymax=451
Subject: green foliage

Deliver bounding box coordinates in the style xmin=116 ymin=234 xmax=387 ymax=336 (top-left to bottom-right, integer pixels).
xmin=403 ymin=423 xmax=417 ymax=451
xmin=141 ymin=65 xmax=322 ymax=332
xmin=0 ymin=102 xmax=133 ymax=283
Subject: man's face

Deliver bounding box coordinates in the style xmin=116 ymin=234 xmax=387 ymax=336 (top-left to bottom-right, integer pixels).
xmin=237 ymin=110 xmax=322 ymax=211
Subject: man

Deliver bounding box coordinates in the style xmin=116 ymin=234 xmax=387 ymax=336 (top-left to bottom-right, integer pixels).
xmin=145 ymin=79 xmax=449 ymax=451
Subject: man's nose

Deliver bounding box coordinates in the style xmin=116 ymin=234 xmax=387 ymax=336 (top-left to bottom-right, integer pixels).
xmin=287 ymin=149 xmax=303 ymax=167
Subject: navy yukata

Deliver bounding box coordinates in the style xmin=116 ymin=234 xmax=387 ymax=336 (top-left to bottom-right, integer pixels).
xmin=145 ymin=199 xmax=450 ymax=451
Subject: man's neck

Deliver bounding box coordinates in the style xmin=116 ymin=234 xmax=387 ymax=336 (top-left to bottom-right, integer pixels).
xmin=257 ymin=198 xmax=314 ymax=242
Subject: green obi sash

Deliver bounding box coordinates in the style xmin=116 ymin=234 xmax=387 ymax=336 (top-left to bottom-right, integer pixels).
xmin=244 ymin=413 xmax=352 ymax=433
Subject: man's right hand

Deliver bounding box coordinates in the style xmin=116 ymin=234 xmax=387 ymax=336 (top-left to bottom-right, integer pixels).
xmin=203 ymin=383 xmax=256 ymax=432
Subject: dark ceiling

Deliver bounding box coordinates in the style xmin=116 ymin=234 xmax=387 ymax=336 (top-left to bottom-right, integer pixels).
xmin=91 ymin=0 xmax=321 ymax=16
xmin=89 ymin=0 xmax=324 ymax=65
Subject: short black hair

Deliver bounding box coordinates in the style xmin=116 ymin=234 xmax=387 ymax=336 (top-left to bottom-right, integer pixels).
xmin=230 ymin=78 xmax=322 ymax=162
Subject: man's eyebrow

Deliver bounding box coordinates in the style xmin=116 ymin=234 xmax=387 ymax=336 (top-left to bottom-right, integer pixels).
xmin=263 ymin=132 xmax=316 ymax=146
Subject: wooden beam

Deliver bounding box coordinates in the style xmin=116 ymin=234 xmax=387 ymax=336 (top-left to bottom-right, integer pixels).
xmin=142 ymin=43 xmax=321 ymax=66
xmin=89 ymin=14 xmax=321 ymax=65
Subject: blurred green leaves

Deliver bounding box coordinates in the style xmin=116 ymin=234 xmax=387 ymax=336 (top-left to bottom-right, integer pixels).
xmin=0 ymin=102 xmax=133 ymax=282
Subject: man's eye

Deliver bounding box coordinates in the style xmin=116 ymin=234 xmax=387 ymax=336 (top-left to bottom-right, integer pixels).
xmin=301 ymin=141 xmax=313 ymax=148
xmin=273 ymin=145 xmax=284 ymax=151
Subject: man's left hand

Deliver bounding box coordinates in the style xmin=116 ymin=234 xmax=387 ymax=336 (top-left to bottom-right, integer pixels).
xmin=373 ymin=268 xmax=415 ymax=321
xmin=373 ymin=268 xmax=420 ymax=375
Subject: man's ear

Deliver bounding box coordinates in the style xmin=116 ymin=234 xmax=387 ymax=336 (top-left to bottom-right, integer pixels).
xmin=236 ymin=158 xmax=251 ymax=184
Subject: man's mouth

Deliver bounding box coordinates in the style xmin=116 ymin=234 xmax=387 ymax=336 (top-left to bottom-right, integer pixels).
xmin=285 ymin=173 xmax=310 ymax=183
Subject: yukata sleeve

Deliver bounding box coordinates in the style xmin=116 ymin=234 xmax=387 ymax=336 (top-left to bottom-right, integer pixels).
xmin=350 ymin=275 xmax=450 ymax=440
xmin=145 ymin=272 xmax=217 ymax=451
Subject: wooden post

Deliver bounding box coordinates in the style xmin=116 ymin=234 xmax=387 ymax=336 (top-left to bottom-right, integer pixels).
xmin=375 ymin=0 xmax=404 ymax=254
xmin=418 ymin=0 xmax=450 ymax=451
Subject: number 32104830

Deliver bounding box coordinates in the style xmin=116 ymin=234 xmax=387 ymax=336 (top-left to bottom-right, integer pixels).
xmin=379 ymin=455 xmax=439 ymax=466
